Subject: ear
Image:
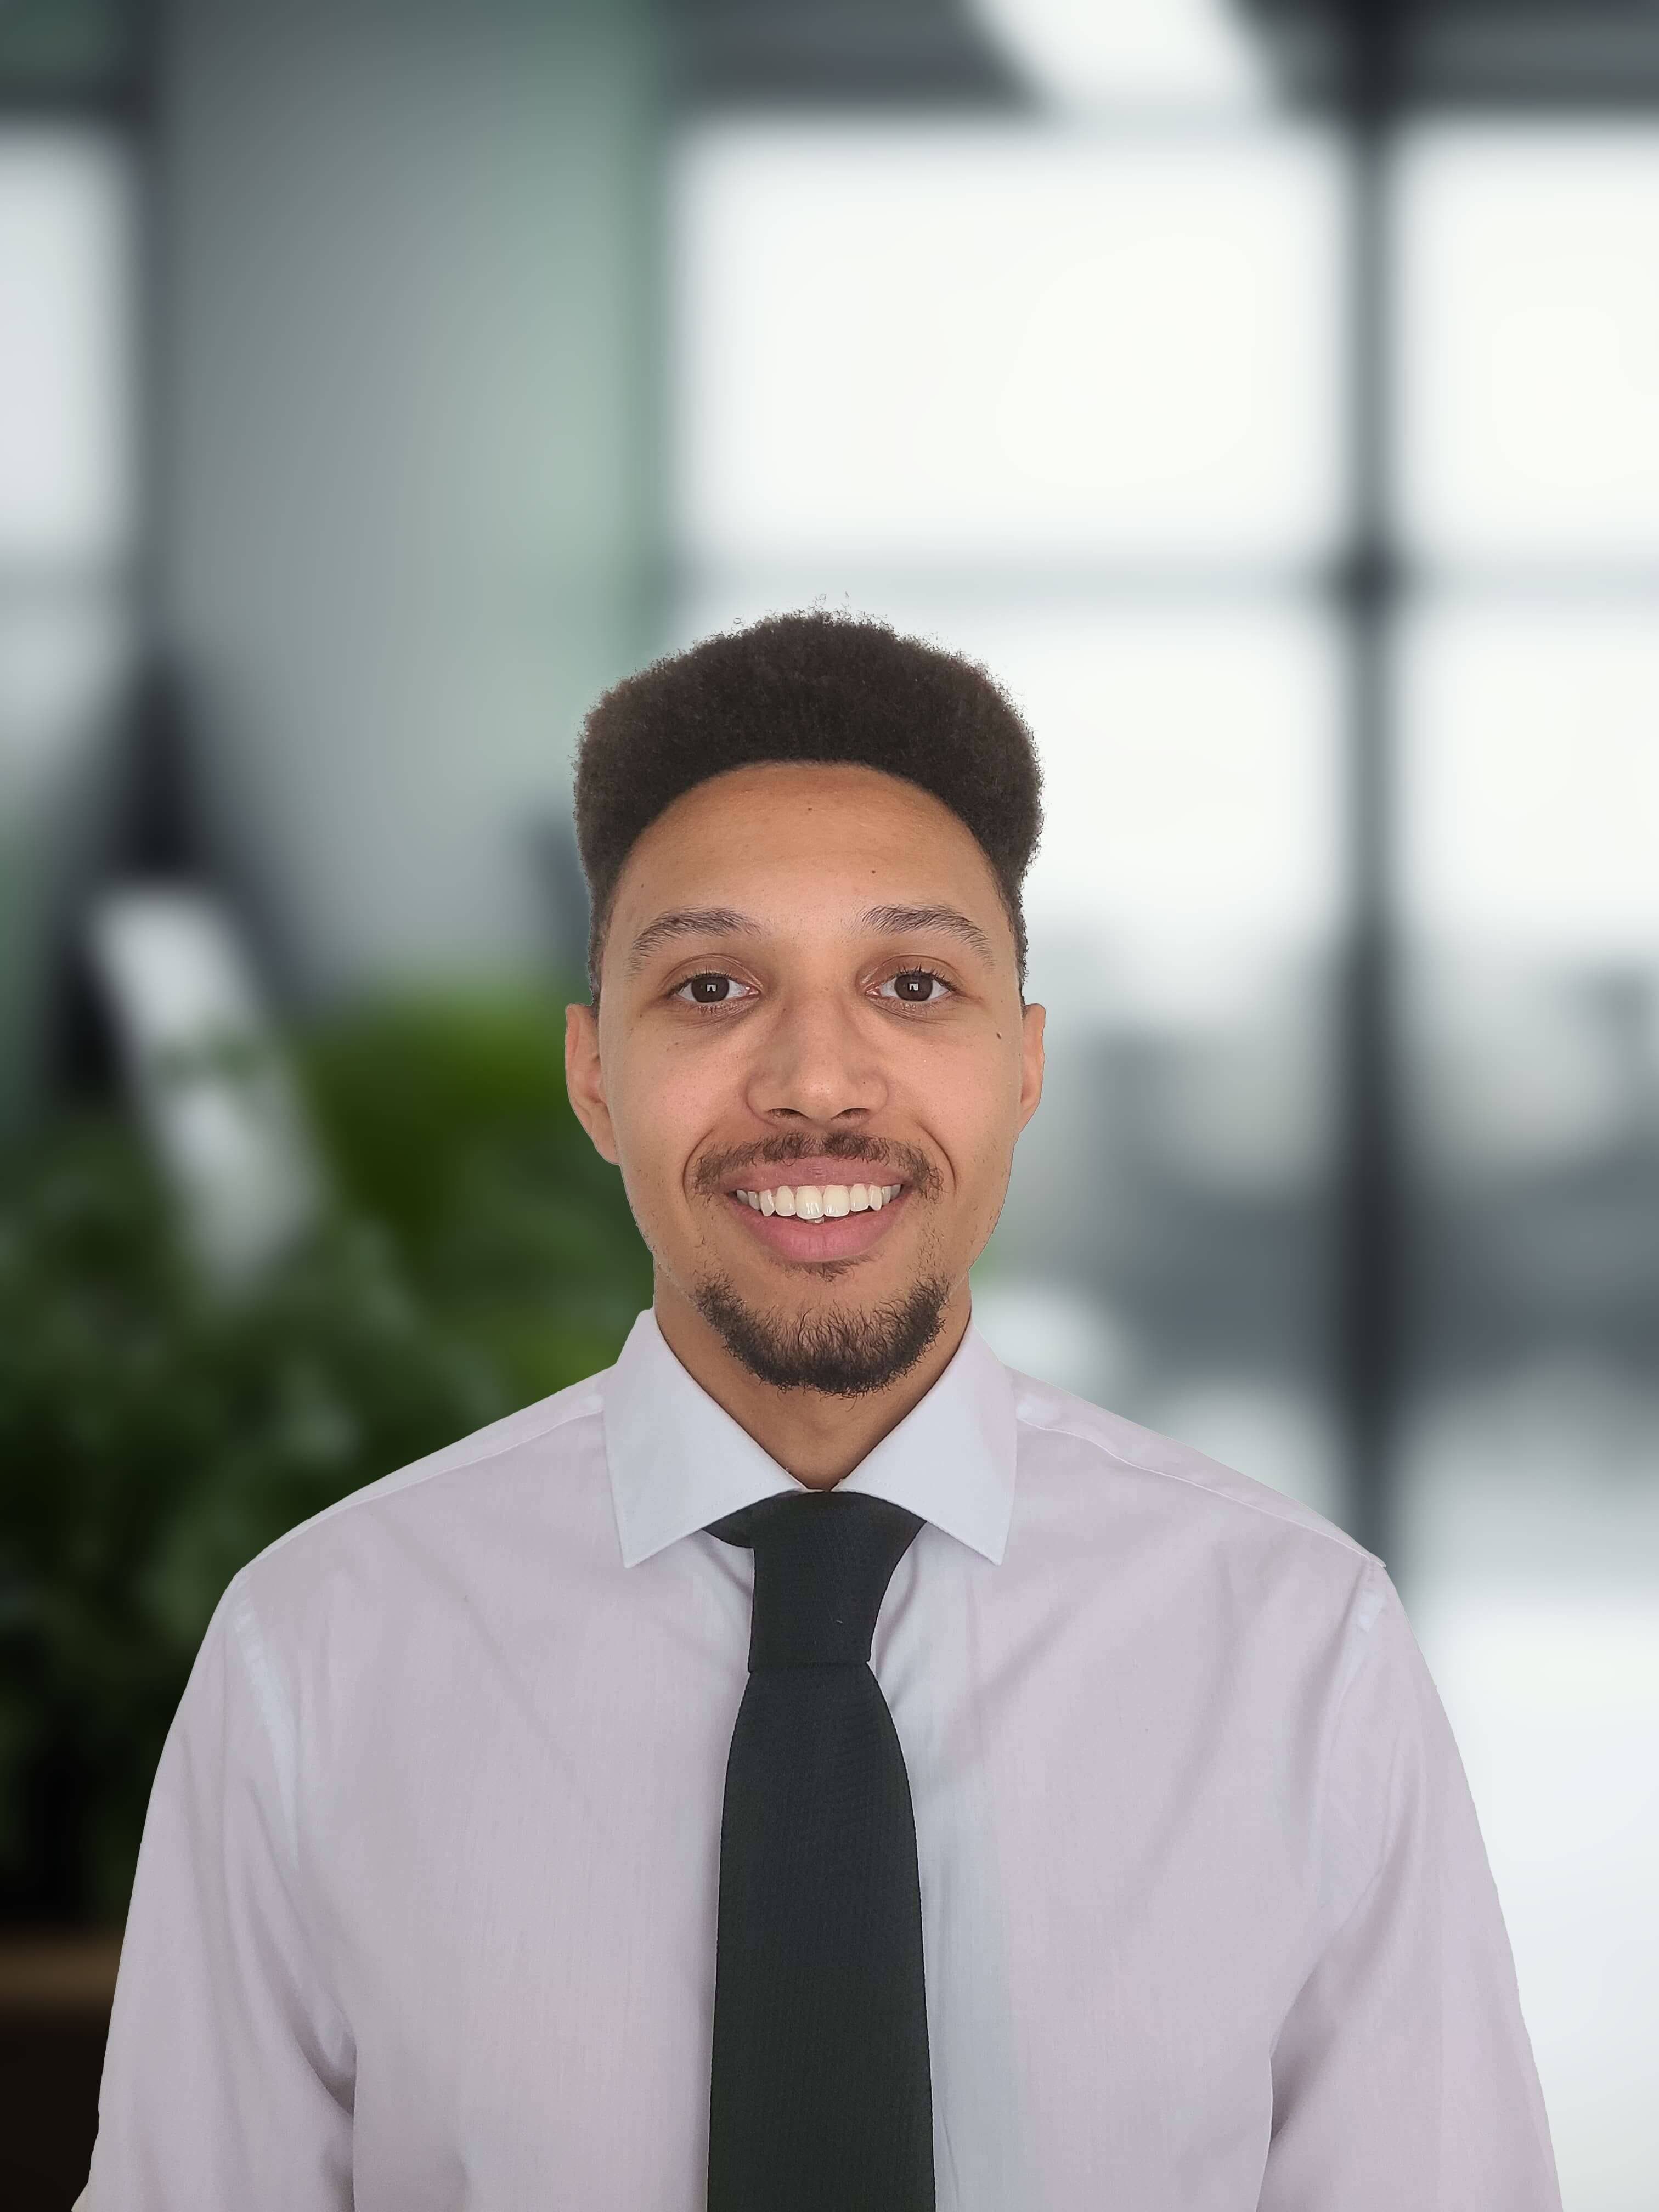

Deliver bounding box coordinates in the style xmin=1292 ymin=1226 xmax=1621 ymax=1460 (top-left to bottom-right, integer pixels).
xmin=1016 ymin=1000 xmax=1045 ymax=1137
xmin=565 ymin=1001 xmax=620 ymax=1165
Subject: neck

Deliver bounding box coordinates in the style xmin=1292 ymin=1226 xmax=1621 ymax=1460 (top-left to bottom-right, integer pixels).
xmin=651 ymin=1275 xmax=973 ymax=1489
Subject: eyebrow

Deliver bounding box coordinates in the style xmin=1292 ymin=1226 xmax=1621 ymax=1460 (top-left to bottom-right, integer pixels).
xmin=625 ymin=907 xmax=761 ymax=978
xmin=624 ymin=901 xmax=997 ymax=979
xmin=860 ymin=903 xmax=996 ymax=965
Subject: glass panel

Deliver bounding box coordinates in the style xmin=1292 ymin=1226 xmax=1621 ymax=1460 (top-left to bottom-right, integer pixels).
xmin=1397 ymin=126 xmax=1659 ymax=563
xmin=1408 ymin=1583 xmax=1659 ymax=2207
xmin=672 ymin=122 xmax=1346 ymax=567
xmin=1399 ymin=605 xmax=1659 ymax=960
xmin=973 ymin=601 xmax=1344 ymax=964
xmin=1396 ymin=605 xmax=1659 ymax=2206
xmin=0 ymin=123 xmax=133 ymax=566
xmin=1397 ymin=604 xmax=1659 ymax=1390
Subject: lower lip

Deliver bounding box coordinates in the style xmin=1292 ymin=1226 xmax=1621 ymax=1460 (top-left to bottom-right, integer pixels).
xmin=724 ymin=1187 xmax=909 ymax=1262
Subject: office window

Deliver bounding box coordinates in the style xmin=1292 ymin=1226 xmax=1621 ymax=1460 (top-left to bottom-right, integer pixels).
xmin=0 ymin=125 xmax=132 ymax=567
xmin=1397 ymin=129 xmax=1659 ymax=564
xmin=1394 ymin=125 xmax=1659 ymax=2208
xmin=675 ymin=123 xmax=1345 ymax=568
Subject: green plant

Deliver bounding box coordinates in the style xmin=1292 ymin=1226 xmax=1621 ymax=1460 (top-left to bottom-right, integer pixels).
xmin=0 ymin=979 xmax=652 ymax=1923
xmin=296 ymin=979 xmax=652 ymax=1401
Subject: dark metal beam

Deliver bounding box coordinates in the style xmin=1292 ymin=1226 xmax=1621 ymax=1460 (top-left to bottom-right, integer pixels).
xmin=1247 ymin=0 xmax=1659 ymax=105
xmin=1333 ymin=0 xmax=1405 ymax=1569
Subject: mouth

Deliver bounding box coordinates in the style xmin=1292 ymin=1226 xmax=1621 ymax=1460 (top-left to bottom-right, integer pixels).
xmin=717 ymin=1166 xmax=912 ymax=1264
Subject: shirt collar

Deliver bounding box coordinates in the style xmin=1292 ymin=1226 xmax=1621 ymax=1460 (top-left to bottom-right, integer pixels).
xmin=597 ymin=1305 xmax=1017 ymax=1568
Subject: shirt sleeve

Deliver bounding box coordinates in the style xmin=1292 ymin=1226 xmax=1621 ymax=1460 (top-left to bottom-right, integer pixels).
xmin=1259 ymin=1559 xmax=1564 ymax=2212
xmin=79 ymin=1573 xmax=354 ymax=2209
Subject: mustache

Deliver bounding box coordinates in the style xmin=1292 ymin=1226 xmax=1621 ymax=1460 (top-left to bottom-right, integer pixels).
xmin=695 ymin=1131 xmax=941 ymax=1200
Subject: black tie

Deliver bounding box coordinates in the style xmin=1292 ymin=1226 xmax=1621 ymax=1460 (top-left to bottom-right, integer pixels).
xmin=703 ymin=1488 xmax=935 ymax=2212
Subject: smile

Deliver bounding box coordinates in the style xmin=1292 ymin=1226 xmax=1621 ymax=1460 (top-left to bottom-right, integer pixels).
xmin=731 ymin=1181 xmax=903 ymax=1220
xmin=721 ymin=1179 xmax=911 ymax=1262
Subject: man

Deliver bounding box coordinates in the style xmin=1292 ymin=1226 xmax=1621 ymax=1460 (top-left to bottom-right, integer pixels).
xmin=81 ymin=612 xmax=1562 ymax=2208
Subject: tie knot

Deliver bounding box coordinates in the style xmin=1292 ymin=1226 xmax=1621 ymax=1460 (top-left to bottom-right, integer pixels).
xmin=706 ymin=1490 xmax=924 ymax=1669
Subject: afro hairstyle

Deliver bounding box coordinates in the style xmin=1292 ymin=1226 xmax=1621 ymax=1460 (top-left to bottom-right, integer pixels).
xmin=572 ymin=610 xmax=1044 ymax=1002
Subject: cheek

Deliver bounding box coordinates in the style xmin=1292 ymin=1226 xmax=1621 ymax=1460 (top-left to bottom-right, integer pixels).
xmin=646 ymin=1045 xmax=733 ymax=1153
xmin=929 ymin=1031 xmax=1024 ymax=1130
xmin=917 ymin=1047 xmax=1024 ymax=1203
xmin=607 ymin=1040 xmax=723 ymax=1203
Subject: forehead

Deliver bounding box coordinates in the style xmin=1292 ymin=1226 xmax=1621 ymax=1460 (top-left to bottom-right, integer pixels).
xmin=615 ymin=760 xmax=998 ymax=907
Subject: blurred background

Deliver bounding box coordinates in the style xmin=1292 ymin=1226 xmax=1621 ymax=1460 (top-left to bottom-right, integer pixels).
xmin=2 ymin=0 xmax=1657 ymax=2202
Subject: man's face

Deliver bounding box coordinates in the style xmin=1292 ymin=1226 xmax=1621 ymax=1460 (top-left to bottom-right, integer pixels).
xmin=565 ymin=760 xmax=1044 ymax=1397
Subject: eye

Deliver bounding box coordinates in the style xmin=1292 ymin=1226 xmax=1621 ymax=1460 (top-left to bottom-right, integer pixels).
xmin=672 ymin=971 xmax=754 ymax=1009
xmin=878 ymin=968 xmax=954 ymax=1007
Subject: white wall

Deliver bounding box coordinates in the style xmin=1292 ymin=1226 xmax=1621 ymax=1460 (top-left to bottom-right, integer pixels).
xmin=160 ymin=0 xmax=663 ymax=998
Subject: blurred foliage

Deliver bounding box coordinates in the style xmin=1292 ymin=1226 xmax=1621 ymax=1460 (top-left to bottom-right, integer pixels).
xmin=299 ymin=984 xmax=651 ymax=1404
xmin=0 ymin=979 xmax=651 ymax=1923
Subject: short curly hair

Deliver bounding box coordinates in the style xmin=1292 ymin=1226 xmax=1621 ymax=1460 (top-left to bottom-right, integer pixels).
xmin=573 ymin=610 xmax=1043 ymax=1002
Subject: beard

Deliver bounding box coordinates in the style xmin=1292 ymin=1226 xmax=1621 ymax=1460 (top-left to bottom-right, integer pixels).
xmin=690 ymin=1268 xmax=953 ymax=1397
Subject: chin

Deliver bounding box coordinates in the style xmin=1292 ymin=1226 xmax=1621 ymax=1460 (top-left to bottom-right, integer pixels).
xmin=690 ymin=1270 xmax=953 ymax=1398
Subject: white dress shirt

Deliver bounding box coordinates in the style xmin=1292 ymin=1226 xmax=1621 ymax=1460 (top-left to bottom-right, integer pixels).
xmin=81 ymin=1305 xmax=1562 ymax=2210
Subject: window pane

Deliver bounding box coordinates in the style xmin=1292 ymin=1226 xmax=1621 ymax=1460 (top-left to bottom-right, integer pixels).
xmin=1410 ymin=1589 xmax=1659 ymax=2212
xmin=1395 ymin=602 xmax=1659 ymax=1358
xmin=1398 ymin=606 xmax=1659 ymax=958
xmin=0 ymin=125 xmax=133 ymax=566
xmin=673 ymin=122 xmax=1346 ymax=567
xmin=972 ymin=602 xmax=1345 ymax=962
xmin=1396 ymin=602 xmax=1659 ymax=2185
xmin=1397 ymin=127 xmax=1659 ymax=563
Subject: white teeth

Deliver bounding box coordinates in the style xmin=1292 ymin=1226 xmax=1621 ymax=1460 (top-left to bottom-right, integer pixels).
xmin=732 ymin=1179 xmax=904 ymax=1218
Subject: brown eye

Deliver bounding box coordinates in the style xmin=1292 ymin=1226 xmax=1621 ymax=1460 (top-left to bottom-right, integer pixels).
xmin=881 ymin=969 xmax=951 ymax=1006
xmin=674 ymin=972 xmax=748 ymax=1007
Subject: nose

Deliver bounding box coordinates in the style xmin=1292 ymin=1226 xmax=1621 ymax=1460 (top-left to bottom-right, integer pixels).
xmin=743 ymin=982 xmax=890 ymax=1128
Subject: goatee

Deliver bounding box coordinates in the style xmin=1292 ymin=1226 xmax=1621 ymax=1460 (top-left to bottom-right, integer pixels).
xmin=691 ymin=1271 xmax=952 ymax=1397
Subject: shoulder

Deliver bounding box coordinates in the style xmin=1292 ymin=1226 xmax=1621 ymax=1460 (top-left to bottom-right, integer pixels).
xmin=1001 ymin=1364 xmax=1409 ymax=1790
xmin=1002 ymin=1364 xmax=1387 ymax=1667
xmin=1008 ymin=1365 xmax=1372 ymax=1568
xmin=163 ymin=1372 xmax=616 ymax=1842
xmin=218 ymin=1369 xmax=609 ymax=1634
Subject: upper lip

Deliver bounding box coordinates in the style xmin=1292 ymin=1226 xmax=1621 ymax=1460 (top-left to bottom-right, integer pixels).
xmin=718 ymin=1157 xmax=906 ymax=1195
